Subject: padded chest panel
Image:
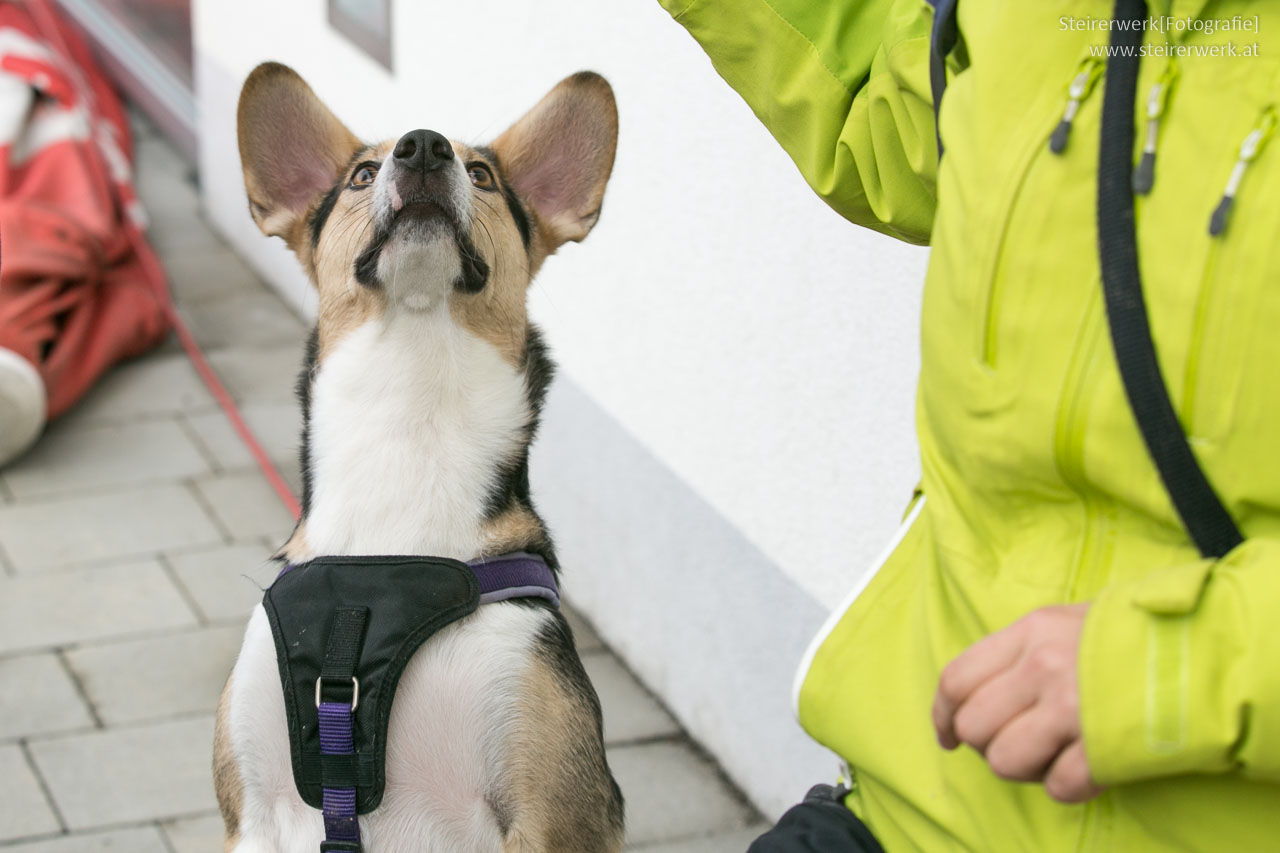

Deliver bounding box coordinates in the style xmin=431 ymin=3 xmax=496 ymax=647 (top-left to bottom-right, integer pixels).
xmin=263 ymin=556 xmax=479 ymax=812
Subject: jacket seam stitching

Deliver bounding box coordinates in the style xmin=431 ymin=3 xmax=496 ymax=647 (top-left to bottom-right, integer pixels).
xmin=667 ymin=0 xmax=701 ymax=21
xmin=755 ymin=0 xmax=856 ymax=98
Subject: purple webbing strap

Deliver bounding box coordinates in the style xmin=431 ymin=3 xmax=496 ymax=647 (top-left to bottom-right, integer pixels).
xmin=467 ymin=552 xmax=560 ymax=607
xmin=316 ymin=605 xmax=367 ymax=852
xmin=318 ymin=700 xmax=360 ymax=846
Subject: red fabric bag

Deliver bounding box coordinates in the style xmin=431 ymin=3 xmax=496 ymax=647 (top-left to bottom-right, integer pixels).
xmin=0 ymin=0 xmax=169 ymax=419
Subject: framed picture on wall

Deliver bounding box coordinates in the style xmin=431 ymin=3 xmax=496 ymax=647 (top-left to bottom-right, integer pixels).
xmin=328 ymin=0 xmax=393 ymax=70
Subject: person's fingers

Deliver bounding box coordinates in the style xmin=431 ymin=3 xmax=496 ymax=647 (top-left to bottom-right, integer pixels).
xmin=933 ymin=619 xmax=1030 ymax=748
xmin=948 ymin=667 xmax=1040 ymax=755
xmin=1043 ymin=739 xmax=1104 ymax=803
xmin=982 ymin=703 xmax=1075 ymax=782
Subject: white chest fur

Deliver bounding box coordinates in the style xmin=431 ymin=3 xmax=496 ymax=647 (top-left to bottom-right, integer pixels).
xmin=302 ymin=307 xmax=529 ymax=560
xmin=225 ymin=307 xmax=552 ymax=852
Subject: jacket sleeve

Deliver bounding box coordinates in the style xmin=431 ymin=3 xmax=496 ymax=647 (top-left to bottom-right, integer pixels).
xmin=657 ymin=0 xmax=939 ymax=244
xmin=1078 ymin=537 xmax=1280 ymax=785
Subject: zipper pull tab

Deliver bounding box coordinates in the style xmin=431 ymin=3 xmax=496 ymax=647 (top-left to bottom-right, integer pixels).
xmin=1133 ymin=61 xmax=1179 ymax=195
xmin=1050 ymin=58 xmax=1103 ymax=154
xmin=1210 ymin=106 xmax=1277 ymax=236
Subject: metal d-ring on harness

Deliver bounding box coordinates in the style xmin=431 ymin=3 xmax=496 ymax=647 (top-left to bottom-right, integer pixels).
xmin=927 ymin=0 xmax=1243 ymax=558
xmin=264 ymin=552 xmax=562 ymax=853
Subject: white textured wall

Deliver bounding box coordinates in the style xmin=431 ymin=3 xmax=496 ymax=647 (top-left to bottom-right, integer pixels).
xmin=194 ymin=0 xmax=927 ymax=816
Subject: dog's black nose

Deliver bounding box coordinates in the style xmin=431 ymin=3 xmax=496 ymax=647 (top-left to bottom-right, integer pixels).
xmin=393 ymin=129 xmax=453 ymax=172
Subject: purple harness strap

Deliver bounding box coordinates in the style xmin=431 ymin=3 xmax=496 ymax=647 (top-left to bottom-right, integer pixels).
xmin=318 ymin=700 xmax=360 ymax=848
xmin=469 ymin=551 xmax=561 ymax=608
xmin=306 ymin=552 xmax=558 ymax=852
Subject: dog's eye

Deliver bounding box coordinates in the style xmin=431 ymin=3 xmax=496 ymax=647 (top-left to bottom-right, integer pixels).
xmin=350 ymin=164 xmax=378 ymax=187
xmin=467 ymin=162 xmax=496 ymax=191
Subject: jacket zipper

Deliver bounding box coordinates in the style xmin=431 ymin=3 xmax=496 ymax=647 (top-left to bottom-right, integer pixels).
xmin=1184 ymin=104 xmax=1277 ymax=436
xmin=1133 ymin=59 xmax=1179 ymax=195
xmin=1181 ymin=242 xmax=1220 ymax=438
xmin=979 ymin=55 xmax=1103 ymax=366
xmin=1209 ymin=105 xmax=1276 ymax=236
xmin=1049 ymin=57 xmax=1104 ymax=155
xmin=1054 ymin=294 xmax=1114 ymax=601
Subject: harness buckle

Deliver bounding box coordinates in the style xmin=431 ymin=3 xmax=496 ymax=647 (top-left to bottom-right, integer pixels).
xmin=315 ymin=675 xmax=359 ymax=711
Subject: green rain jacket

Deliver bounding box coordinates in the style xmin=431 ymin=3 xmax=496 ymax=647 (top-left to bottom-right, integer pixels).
xmin=660 ymin=0 xmax=1280 ymax=850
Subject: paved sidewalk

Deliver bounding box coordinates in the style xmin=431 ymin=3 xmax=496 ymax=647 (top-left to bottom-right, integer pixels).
xmin=0 ymin=114 xmax=764 ymax=852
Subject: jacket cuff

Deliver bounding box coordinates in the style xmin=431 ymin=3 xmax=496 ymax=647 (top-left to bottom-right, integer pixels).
xmin=1079 ymin=538 xmax=1280 ymax=785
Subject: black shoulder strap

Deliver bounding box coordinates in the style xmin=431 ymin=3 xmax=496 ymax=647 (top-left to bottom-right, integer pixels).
xmin=927 ymin=0 xmax=959 ymax=158
xmin=1096 ymin=0 xmax=1243 ymax=559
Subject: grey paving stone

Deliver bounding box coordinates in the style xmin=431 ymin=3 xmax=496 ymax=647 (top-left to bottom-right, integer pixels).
xmin=178 ymin=290 xmax=307 ymax=350
xmin=0 ymin=485 xmax=223 ymax=572
xmin=609 ymin=742 xmax=757 ymax=847
xmin=168 ymin=543 xmax=276 ymax=623
xmin=565 ymin=604 xmax=604 ymax=652
xmin=147 ymin=209 xmax=216 ymax=255
xmin=30 ymin=716 xmax=217 ymax=829
xmin=0 ymin=561 xmax=196 ymax=654
xmin=161 ymin=240 xmax=262 ymax=305
xmin=270 ymin=453 xmax=306 ymax=499
xmin=135 ymin=134 xmax=193 ymax=199
xmin=72 ymin=354 xmax=214 ymax=423
xmin=0 ymin=826 xmax=171 ymax=853
xmin=0 ymin=654 xmax=94 ymax=740
xmin=628 ymin=826 xmax=768 ymax=853
xmin=194 ymin=472 xmax=297 ymax=542
xmin=161 ymin=813 xmax=225 ymax=853
xmin=128 ymin=106 xmax=157 ymax=141
xmin=583 ymin=651 xmax=679 ymax=745
xmin=65 ymin=626 xmax=242 ymax=725
xmin=0 ymin=745 xmax=61 ymax=841
xmin=206 ymin=345 xmax=307 ymax=404
xmin=183 ymin=400 xmax=301 ymax=471
xmin=136 ymin=155 xmax=202 ymax=248
xmin=3 ymin=419 xmax=210 ymax=499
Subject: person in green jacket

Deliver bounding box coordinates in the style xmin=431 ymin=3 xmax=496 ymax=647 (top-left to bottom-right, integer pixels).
xmin=658 ymin=0 xmax=1280 ymax=849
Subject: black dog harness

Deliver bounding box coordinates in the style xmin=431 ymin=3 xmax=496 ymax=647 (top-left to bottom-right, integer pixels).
xmin=263 ymin=552 xmax=560 ymax=852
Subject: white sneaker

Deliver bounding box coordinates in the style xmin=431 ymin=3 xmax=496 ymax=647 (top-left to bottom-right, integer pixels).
xmin=0 ymin=347 xmax=46 ymax=467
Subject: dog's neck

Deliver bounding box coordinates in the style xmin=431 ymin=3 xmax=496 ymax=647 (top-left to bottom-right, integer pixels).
xmin=284 ymin=306 xmax=541 ymax=563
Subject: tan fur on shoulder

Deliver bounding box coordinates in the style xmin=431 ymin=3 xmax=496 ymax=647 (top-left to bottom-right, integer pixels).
xmin=502 ymin=650 xmax=624 ymax=852
xmin=213 ymin=674 xmax=243 ymax=852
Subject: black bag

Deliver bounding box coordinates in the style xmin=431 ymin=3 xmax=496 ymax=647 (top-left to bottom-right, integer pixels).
xmin=746 ymin=785 xmax=885 ymax=853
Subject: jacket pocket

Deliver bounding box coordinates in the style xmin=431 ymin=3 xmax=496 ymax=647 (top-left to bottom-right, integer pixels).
xmin=977 ymin=53 xmax=1103 ymax=366
xmin=1183 ymin=103 xmax=1278 ymax=442
xmin=792 ymin=496 xmax=926 ymax=720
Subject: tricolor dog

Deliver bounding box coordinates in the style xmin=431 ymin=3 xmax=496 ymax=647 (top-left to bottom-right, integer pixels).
xmin=215 ymin=62 xmax=623 ymax=852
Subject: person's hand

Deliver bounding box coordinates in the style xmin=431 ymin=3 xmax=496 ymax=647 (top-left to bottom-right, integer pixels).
xmin=931 ymin=603 xmax=1103 ymax=803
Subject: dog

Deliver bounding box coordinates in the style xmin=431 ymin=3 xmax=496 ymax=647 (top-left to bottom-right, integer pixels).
xmin=214 ymin=62 xmax=623 ymax=853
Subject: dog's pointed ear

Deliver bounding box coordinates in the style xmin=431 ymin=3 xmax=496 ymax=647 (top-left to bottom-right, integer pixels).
xmin=491 ymin=72 xmax=618 ymax=256
xmin=237 ymin=62 xmax=360 ymax=245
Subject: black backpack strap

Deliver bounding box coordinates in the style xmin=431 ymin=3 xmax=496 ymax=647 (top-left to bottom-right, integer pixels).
xmin=927 ymin=0 xmax=959 ymax=157
xmin=1096 ymin=0 xmax=1243 ymax=558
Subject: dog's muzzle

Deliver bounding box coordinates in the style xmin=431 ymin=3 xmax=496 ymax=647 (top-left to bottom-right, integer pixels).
xmin=352 ymin=128 xmax=488 ymax=294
